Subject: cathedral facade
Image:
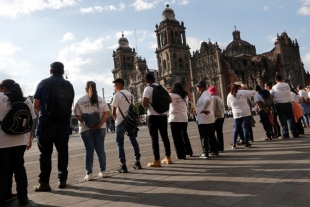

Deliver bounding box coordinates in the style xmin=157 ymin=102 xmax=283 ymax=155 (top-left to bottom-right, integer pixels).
xmin=111 ymin=5 xmax=308 ymax=108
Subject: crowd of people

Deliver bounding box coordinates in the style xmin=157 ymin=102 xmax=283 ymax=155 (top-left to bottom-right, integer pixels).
xmin=1 ymin=61 xmax=309 ymax=206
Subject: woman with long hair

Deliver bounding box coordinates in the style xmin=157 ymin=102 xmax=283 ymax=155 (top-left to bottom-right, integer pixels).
xmin=74 ymin=81 xmax=110 ymax=181
xmin=168 ymin=82 xmax=193 ymax=159
xmin=208 ymin=86 xmax=225 ymax=151
xmin=227 ymin=82 xmax=256 ymax=149
xmin=0 ymin=79 xmax=36 ymax=206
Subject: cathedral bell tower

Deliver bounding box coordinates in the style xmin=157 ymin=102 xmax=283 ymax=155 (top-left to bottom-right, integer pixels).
xmin=112 ymin=33 xmax=136 ymax=87
xmin=155 ymin=4 xmax=191 ymax=87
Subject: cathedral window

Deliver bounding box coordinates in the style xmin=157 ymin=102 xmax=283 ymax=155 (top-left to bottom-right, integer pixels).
xmin=171 ymin=31 xmax=175 ymax=43
xmin=174 ymin=53 xmax=176 ymax=59
xmin=163 ymin=60 xmax=167 ymax=69
xmin=179 ymin=58 xmax=183 ymax=68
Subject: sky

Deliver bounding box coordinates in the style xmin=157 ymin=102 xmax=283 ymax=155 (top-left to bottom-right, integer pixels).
xmin=1 ymin=0 xmax=310 ymax=102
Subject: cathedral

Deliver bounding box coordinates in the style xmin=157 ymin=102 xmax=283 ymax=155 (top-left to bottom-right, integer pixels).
xmin=111 ymin=4 xmax=309 ymax=108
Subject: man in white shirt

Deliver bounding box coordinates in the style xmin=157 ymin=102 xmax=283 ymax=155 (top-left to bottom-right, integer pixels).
xmin=112 ymin=78 xmax=141 ymax=173
xmin=297 ymin=84 xmax=309 ymax=127
xmin=142 ymin=73 xmax=172 ymax=167
xmin=270 ymin=75 xmax=298 ymax=138
xmin=193 ymin=81 xmax=218 ymax=158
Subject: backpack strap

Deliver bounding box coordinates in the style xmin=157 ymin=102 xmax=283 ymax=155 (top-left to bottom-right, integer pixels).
xmin=117 ymin=91 xmax=133 ymax=120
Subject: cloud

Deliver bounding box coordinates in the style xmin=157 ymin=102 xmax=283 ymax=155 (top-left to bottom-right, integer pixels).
xmin=58 ymin=37 xmax=105 ymax=72
xmin=62 ymin=32 xmax=76 ymax=42
xmin=0 ymin=0 xmax=77 ymax=17
xmin=304 ymin=53 xmax=310 ymax=72
xmin=301 ymin=46 xmax=306 ymax=50
xmin=80 ymin=3 xmax=126 ymax=13
xmin=164 ymin=0 xmax=189 ymax=5
xmin=298 ymin=0 xmax=310 ymax=15
xmin=301 ymin=29 xmax=306 ymax=31
xmin=132 ymin=0 xmax=162 ymax=11
xmin=263 ymin=6 xmax=269 ymax=11
xmin=0 ymin=42 xmax=21 ymax=56
xmin=187 ymin=37 xmax=203 ymax=52
xmin=266 ymin=35 xmax=277 ymax=43
xmin=107 ymin=44 xmax=119 ymax=50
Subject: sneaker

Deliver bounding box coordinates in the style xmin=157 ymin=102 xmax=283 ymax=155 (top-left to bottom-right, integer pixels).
xmin=264 ymin=137 xmax=272 ymax=141
xmin=84 ymin=173 xmax=93 ymax=181
xmin=5 ymin=193 xmax=17 ymax=203
xmin=199 ymin=153 xmax=208 ymax=159
xmin=147 ymin=160 xmax=161 ymax=167
xmin=117 ymin=163 xmax=128 ymax=173
xmin=245 ymin=143 xmax=251 ymax=148
xmin=132 ymin=160 xmax=142 ymax=169
xmin=210 ymin=152 xmax=219 ymax=157
xmin=161 ymin=157 xmax=172 ymax=164
xmin=186 ymin=154 xmax=192 ymax=159
xmin=98 ymin=171 xmax=107 ymax=178
xmin=19 ymin=197 xmax=29 ymax=205
xmin=58 ymin=181 xmax=67 ymax=188
xmin=33 ymin=182 xmax=51 ymax=192
xmin=237 ymin=140 xmax=244 ymax=145
xmin=231 ymin=144 xmax=236 ymax=149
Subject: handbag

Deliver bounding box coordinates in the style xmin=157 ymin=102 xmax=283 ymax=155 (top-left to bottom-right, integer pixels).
xmin=268 ymin=113 xmax=274 ymax=126
xmin=82 ymin=102 xmax=101 ymax=127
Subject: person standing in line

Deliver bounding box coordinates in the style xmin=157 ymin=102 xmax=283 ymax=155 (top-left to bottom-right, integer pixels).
xmin=208 ymin=86 xmax=225 ymax=151
xmin=142 ymin=73 xmax=172 ymax=167
xmin=74 ymin=81 xmax=110 ymax=181
xmin=227 ymin=82 xmax=256 ymax=149
xmin=168 ymin=82 xmax=193 ymax=159
xmin=264 ymin=82 xmax=281 ymax=138
xmin=254 ymin=85 xmax=273 ymax=141
xmin=33 ymin=62 xmax=74 ymax=191
xmin=0 ymin=80 xmax=37 ymax=206
xmin=106 ymin=115 xmax=111 ymax=133
xmin=287 ymin=83 xmax=304 ymax=135
xmin=193 ymin=81 xmax=218 ymax=158
xmin=296 ymin=84 xmax=309 ymax=128
xmin=270 ymin=75 xmax=299 ymax=139
xmin=112 ymin=78 xmax=142 ymax=173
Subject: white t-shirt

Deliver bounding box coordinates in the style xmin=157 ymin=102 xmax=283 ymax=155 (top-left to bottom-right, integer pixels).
xmin=74 ymin=95 xmax=109 ymax=133
xmin=143 ymin=83 xmax=168 ymax=115
xmin=291 ymin=92 xmax=300 ymax=103
xmin=270 ymin=82 xmax=291 ymax=103
xmin=0 ymin=95 xmax=37 ymax=149
xmin=112 ymin=89 xmax=134 ymax=126
xmin=196 ymin=90 xmax=215 ymax=124
xmin=308 ymin=92 xmax=310 ymax=98
xmin=227 ymin=90 xmax=256 ymax=118
xmin=168 ymin=93 xmax=188 ymax=123
xmin=254 ymin=93 xmax=264 ymax=111
xmin=299 ymin=89 xmax=308 ymax=102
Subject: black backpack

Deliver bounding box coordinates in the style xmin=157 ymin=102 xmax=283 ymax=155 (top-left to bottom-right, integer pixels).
xmin=259 ymin=90 xmax=274 ymax=109
xmin=1 ymin=97 xmax=32 ymax=135
xmin=43 ymin=79 xmax=74 ymax=122
xmin=149 ymin=84 xmax=170 ymax=113
xmin=118 ymin=92 xmax=139 ymax=130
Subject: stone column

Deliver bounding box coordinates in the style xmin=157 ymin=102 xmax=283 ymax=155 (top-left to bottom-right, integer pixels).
xmin=189 ymin=58 xmax=196 ymax=108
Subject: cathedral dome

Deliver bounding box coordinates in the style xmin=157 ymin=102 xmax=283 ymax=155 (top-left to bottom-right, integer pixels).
xmin=118 ymin=33 xmax=129 ymax=48
xmin=162 ymin=4 xmax=176 ymax=21
xmin=225 ymin=29 xmax=256 ymax=57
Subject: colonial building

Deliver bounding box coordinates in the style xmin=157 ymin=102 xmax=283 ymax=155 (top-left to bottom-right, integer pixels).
xmin=111 ymin=33 xmax=156 ymax=102
xmin=111 ymin=4 xmax=308 ymax=107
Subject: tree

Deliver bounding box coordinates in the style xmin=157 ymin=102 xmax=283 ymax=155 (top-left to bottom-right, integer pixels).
xmin=135 ymin=102 xmax=146 ymax=117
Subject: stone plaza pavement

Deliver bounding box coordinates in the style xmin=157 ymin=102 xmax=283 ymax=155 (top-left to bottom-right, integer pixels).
xmin=4 ymin=120 xmax=310 ymax=207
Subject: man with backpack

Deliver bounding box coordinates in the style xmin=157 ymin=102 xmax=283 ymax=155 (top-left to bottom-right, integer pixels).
xmin=33 ymin=62 xmax=74 ymax=191
xmin=112 ymin=78 xmax=141 ymax=173
xmin=142 ymin=73 xmax=172 ymax=167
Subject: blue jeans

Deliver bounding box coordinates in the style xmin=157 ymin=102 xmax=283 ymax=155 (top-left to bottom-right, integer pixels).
xmin=275 ymin=103 xmax=298 ymax=138
xmin=80 ymin=128 xmax=106 ymax=175
xmin=116 ymin=121 xmax=141 ymax=163
xmin=300 ymin=102 xmax=309 ymax=126
xmin=233 ymin=116 xmax=251 ymax=145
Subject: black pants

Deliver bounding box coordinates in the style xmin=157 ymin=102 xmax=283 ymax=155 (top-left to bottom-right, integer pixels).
xmin=296 ymin=117 xmax=304 ymax=135
xmin=147 ymin=115 xmax=171 ymax=160
xmin=37 ymin=123 xmax=70 ymax=183
xmin=170 ymin=122 xmax=193 ymax=158
xmin=273 ymin=112 xmax=281 ymax=137
xmin=259 ymin=110 xmax=273 ymax=138
xmin=198 ymin=123 xmax=218 ymax=155
xmin=214 ymin=118 xmax=224 ymax=151
xmin=0 ymin=145 xmax=27 ymax=205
